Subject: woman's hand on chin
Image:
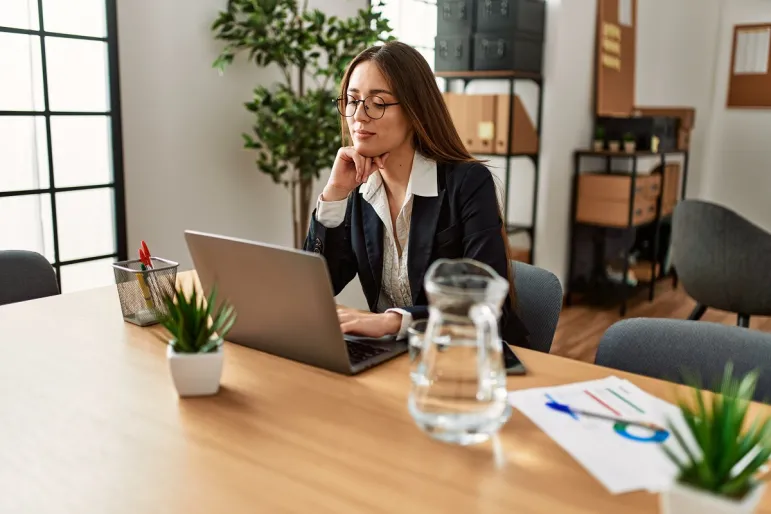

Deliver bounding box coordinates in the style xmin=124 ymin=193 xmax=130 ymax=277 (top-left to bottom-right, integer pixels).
xmin=322 ymin=147 xmax=390 ymax=202
xmin=336 ymin=305 xmax=401 ymax=338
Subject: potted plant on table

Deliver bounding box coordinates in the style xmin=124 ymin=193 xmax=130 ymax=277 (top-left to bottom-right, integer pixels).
xmin=623 ymin=132 xmax=637 ymax=153
xmin=156 ymin=285 xmax=237 ymax=397
xmin=660 ymin=364 xmax=771 ymax=514
xmin=593 ymin=126 xmax=605 ymax=151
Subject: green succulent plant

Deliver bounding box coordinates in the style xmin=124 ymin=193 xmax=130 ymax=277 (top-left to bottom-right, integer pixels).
xmin=156 ymin=285 xmax=237 ymax=354
xmin=663 ymin=363 xmax=771 ymax=500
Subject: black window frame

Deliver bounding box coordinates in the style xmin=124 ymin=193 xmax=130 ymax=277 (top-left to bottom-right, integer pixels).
xmin=0 ymin=0 xmax=127 ymax=291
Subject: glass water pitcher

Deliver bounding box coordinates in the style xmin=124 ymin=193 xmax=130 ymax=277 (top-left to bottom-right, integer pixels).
xmin=408 ymin=258 xmax=512 ymax=445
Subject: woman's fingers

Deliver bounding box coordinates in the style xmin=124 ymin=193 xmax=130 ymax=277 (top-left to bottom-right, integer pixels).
xmin=340 ymin=320 xmax=359 ymax=335
xmin=374 ymin=152 xmax=390 ymax=170
xmin=350 ymin=152 xmax=365 ymax=182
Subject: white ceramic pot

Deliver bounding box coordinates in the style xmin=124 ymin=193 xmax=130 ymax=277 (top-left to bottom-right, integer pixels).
xmin=660 ymin=481 xmax=767 ymax=514
xmin=593 ymin=140 xmax=604 ymax=151
xmin=608 ymin=141 xmax=620 ymax=152
xmin=167 ymin=343 xmax=224 ymax=397
xmin=624 ymin=141 xmax=637 ymax=153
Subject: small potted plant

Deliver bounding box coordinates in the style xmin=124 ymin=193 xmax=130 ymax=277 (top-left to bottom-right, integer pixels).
xmin=156 ymin=284 xmax=237 ymax=397
xmin=608 ymin=139 xmax=620 ymax=152
xmin=623 ymin=132 xmax=637 ymax=153
xmin=661 ymin=364 xmax=771 ymax=514
xmin=593 ymin=126 xmax=605 ymax=151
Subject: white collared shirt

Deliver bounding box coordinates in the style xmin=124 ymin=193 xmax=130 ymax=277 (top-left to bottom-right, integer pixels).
xmin=316 ymin=151 xmax=438 ymax=339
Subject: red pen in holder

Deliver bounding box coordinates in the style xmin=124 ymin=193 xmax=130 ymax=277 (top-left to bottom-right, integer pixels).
xmin=112 ymin=241 xmax=179 ymax=326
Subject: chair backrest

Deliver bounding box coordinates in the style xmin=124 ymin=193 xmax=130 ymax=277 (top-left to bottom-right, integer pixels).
xmin=513 ymin=261 xmax=563 ymax=353
xmin=595 ymin=318 xmax=771 ymax=404
xmin=0 ymin=250 xmax=59 ymax=306
xmin=671 ymin=199 xmax=771 ymax=315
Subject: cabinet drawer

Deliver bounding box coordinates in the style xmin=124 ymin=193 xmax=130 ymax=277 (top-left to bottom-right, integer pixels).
xmin=576 ymin=196 xmax=657 ymax=228
xmin=578 ymin=173 xmax=661 ymax=202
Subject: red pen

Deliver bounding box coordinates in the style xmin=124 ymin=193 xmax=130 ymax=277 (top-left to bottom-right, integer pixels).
xmin=139 ymin=240 xmax=153 ymax=269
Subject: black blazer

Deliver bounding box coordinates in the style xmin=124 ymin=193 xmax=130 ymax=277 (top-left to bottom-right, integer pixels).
xmin=303 ymin=160 xmax=530 ymax=349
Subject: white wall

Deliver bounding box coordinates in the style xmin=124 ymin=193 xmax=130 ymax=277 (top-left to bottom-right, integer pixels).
xmin=117 ymin=0 xmax=369 ymax=307
xmin=701 ymin=0 xmax=771 ymax=231
xmin=635 ymin=0 xmax=722 ymax=198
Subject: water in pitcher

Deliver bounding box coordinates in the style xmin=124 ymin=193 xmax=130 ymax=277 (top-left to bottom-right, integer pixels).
xmin=408 ymin=259 xmax=512 ymax=445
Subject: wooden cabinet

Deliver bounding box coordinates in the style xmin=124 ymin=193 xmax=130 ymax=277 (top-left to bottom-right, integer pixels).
xmin=576 ymin=173 xmax=661 ymax=227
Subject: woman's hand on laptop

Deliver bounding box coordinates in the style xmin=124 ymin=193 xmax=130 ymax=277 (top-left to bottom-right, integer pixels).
xmin=336 ymin=306 xmax=401 ymax=338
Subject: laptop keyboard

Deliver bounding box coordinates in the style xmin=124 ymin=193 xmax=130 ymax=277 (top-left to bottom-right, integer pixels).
xmin=346 ymin=340 xmax=389 ymax=365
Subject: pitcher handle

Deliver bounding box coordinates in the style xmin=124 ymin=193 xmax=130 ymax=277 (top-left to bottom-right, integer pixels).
xmin=470 ymin=303 xmax=502 ymax=356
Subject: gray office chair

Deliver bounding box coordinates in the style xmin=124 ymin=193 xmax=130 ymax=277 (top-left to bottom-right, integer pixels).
xmin=595 ymin=318 xmax=771 ymax=404
xmin=672 ymin=200 xmax=771 ymax=327
xmin=513 ymin=261 xmax=563 ymax=353
xmin=0 ymin=250 xmax=59 ymax=306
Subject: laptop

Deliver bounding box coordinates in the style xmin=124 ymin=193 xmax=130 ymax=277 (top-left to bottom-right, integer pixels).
xmin=184 ymin=230 xmax=408 ymax=375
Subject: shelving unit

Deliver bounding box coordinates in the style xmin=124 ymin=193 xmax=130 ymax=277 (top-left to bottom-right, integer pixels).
xmin=566 ymin=149 xmax=690 ymax=316
xmin=436 ymin=70 xmax=544 ymax=263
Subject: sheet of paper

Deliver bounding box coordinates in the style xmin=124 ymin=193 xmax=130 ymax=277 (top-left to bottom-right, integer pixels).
xmin=734 ymin=28 xmax=771 ymax=75
xmin=618 ymin=0 xmax=632 ymax=27
xmin=602 ymin=54 xmax=621 ymax=71
xmin=603 ymin=22 xmax=621 ymax=41
xmin=509 ymin=376 xmax=695 ymax=494
xmin=603 ymin=39 xmax=621 ymax=56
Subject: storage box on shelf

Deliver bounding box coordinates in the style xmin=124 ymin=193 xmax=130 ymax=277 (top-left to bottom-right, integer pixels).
xmin=435 ymin=0 xmax=546 ymax=74
xmin=472 ymin=32 xmax=543 ymax=73
xmin=576 ymin=173 xmax=660 ymax=228
xmin=567 ymin=149 xmax=690 ymax=316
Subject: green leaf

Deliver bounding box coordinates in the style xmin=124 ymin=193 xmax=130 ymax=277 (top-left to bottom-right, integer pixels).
xmin=155 ymin=283 xmax=237 ymax=354
xmin=665 ymin=363 xmax=771 ymax=499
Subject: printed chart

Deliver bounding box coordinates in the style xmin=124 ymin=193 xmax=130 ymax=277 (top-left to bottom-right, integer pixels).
xmin=509 ymin=376 xmax=692 ymax=494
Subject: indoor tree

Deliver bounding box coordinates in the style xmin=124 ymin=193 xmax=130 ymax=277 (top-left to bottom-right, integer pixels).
xmin=212 ymin=0 xmax=394 ymax=248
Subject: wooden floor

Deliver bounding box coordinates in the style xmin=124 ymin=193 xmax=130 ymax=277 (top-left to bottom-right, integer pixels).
xmin=551 ymin=279 xmax=771 ymax=363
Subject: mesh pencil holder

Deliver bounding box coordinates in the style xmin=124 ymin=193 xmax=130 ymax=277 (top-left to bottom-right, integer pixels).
xmin=112 ymin=257 xmax=179 ymax=327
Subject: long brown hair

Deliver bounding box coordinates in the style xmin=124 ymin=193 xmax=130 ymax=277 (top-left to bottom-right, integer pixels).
xmin=338 ymin=41 xmax=518 ymax=307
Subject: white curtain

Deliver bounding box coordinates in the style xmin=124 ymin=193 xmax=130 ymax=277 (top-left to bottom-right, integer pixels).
xmin=0 ymin=0 xmax=52 ymax=261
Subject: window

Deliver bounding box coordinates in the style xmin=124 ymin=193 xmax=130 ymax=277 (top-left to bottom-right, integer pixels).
xmin=376 ymin=0 xmax=438 ymax=70
xmin=0 ymin=0 xmax=126 ymax=293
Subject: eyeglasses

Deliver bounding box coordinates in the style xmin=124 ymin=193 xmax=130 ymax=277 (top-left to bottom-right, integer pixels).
xmin=335 ymin=94 xmax=400 ymax=120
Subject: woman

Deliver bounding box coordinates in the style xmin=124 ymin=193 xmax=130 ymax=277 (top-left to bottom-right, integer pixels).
xmin=304 ymin=41 xmax=530 ymax=349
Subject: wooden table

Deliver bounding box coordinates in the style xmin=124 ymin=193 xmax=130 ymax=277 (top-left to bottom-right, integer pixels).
xmin=1 ymin=271 xmax=770 ymax=513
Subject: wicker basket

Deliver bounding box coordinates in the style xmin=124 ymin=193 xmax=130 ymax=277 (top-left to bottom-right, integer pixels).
xmin=112 ymin=257 xmax=179 ymax=326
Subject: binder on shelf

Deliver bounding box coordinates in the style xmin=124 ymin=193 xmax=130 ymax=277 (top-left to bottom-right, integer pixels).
xmin=442 ymin=92 xmax=470 ymax=151
xmin=464 ymin=94 xmax=496 ymax=154
xmin=494 ymin=94 xmax=539 ymax=155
